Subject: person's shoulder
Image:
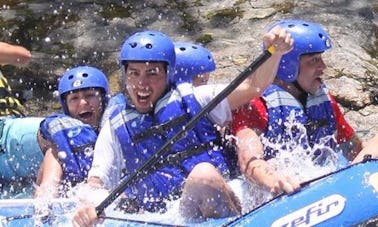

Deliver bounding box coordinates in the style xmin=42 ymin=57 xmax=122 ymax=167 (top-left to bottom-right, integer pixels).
xmin=193 ymin=83 xmax=227 ymax=96
xmin=195 ymin=83 xmax=227 ymax=90
xmin=250 ymin=96 xmax=265 ymax=106
xmin=233 ymin=97 xmax=266 ymax=116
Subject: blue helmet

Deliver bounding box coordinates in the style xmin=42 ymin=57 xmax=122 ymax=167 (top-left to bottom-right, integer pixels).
xmin=269 ymin=19 xmax=332 ymax=82
xmin=174 ymin=41 xmax=216 ymax=85
xmin=119 ymin=30 xmax=176 ymax=85
xmin=58 ymin=66 xmax=109 ymax=114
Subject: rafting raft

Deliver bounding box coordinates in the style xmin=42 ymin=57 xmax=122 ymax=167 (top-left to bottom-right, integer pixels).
xmin=1 ymin=159 xmax=377 ymax=226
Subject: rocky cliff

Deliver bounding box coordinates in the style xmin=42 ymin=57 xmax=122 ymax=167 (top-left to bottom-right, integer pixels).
xmin=0 ymin=0 xmax=377 ymax=139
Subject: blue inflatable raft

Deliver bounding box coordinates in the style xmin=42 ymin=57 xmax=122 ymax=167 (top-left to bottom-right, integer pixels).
xmin=1 ymin=159 xmax=377 ymax=226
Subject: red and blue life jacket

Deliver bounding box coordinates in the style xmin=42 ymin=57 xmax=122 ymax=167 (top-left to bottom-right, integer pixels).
xmin=261 ymin=84 xmax=338 ymax=165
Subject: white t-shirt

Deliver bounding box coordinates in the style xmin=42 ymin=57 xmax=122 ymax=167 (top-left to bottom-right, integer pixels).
xmin=88 ymin=84 xmax=232 ymax=190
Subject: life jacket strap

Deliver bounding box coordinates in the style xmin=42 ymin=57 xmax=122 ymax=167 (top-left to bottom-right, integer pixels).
xmin=132 ymin=114 xmax=188 ymax=143
xmin=153 ymin=139 xmax=223 ymax=170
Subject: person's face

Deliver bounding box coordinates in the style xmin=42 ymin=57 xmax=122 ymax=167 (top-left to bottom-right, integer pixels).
xmin=192 ymin=73 xmax=210 ymax=87
xmin=65 ymin=88 xmax=104 ymax=129
xmin=125 ymin=62 xmax=167 ymax=113
xmin=296 ymin=53 xmax=326 ymax=94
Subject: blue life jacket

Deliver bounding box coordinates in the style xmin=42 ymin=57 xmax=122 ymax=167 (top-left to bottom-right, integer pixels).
xmin=261 ymin=84 xmax=339 ymax=165
xmin=110 ymin=84 xmax=229 ymax=212
xmin=101 ymin=93 xmax=127 ymax=128
xmin=40 ymin=114 xmax=97 ymax=188
xmin=0 ymin=116 xmax=43 ymax=181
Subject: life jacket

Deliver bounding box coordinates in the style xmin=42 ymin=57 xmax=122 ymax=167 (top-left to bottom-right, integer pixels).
xmin=109 ymin=83 xmax=229 ymax=212
xmin=261 ymin=84 xmax=338 ymax=165
xmin=0 ymin=116 xmax=43 ymax=181
xmin=39 ymin=114 xmax=97 ymax=189
xmin=100 ymin=92 xmax=127 ymax=128
xmin=0 ymin=72 xmax=25 ymax=117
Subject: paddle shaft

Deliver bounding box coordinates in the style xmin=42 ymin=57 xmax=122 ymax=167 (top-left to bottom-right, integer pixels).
xmin=95 ymin=48 xmax=274 ymax=215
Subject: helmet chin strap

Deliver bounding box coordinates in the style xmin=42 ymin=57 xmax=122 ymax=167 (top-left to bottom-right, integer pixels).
xmin=293 ymin=80 xmax=308 ymax=106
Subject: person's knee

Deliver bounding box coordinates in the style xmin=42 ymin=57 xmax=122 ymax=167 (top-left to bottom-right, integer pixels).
xmin=188 ymin=162 xmax=219 ymax=181
xmin=181 ymin=162 xmax=241 ymax=219
xmin=184 ymin=162 xmax=222 ymax=193
xmin=185 ymin=162 xmax=230 ymax=199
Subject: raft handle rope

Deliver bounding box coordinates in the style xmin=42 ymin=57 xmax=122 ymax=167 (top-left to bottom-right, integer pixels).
xmin=98 ymin=215 xmax=188 ymax=227
xmin=0 ymin=213 xmax=55 ymax=224
xmin=222 ymin=158 xmax=378 ymax=226
xmin=3 ymin=161 xmax=375 ymax=225
xmin=0 ymin=214 xmax=33 ymax=222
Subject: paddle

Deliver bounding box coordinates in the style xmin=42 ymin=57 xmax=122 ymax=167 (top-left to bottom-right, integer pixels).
xmin=95 ymin=46 xmax=276 ymax=216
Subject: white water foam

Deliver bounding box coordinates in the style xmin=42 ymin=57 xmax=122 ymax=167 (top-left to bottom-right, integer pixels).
xmin=2 ymin=114 xmax=349 ymax=226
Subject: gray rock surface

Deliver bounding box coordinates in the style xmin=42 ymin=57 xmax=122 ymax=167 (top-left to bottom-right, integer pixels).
xmin=0 ymin=0 xmax=377 ymax=139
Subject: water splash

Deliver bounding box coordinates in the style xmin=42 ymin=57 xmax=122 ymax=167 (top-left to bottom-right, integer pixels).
xmin=236 ymin=113 xmax=343 ymax=213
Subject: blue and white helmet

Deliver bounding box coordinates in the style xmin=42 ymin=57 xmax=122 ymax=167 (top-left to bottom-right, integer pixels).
xmin=268 ymin=19 xmax=332 ymax=82
xmin=58 ymin=66 xmax=109 ymax=114
xmin=174 ymin=41 xmax=216 ymax=85
xmin=119 ymin=30 xmax=176 ymax=86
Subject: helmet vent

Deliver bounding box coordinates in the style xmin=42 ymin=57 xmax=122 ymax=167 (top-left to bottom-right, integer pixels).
xmin=68 ymin=74 xmax=74 ymax=80
xmin=82 ymin=73 xmax=89 ymax=78
xmin=179 ymin=47 xmax=186 ymax=52
xmin=129 ymin=42 xmax=137 ymax=48
xmin=273 ymin=19 xmax=331 ymax=83
xmin=145 ymin=43 xmax=153 ymax=49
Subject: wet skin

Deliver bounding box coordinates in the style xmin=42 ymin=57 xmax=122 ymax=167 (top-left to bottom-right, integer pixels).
xmin=124 ymin=62 xmax=167 ymax=113
xmin=296 ymin=53 xmax=327 ymax=95
xmin=65 ymin=88 xmax=104 ymax=129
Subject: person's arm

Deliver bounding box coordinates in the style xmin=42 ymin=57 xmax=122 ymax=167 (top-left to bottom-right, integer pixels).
xmin=330 ymin=94 xmax=363 ymax=161
xmin=346 ymin=134 xmax=364 ymax=161
xmin=0 ymin=42 xmax=32 ymax=67
xmin=34 ymin=147 xmax=62 ymax=198
xmin=35 ymin=130 xmax=62 ymax=198
xmin=352 ymin=134 xmax=378 ymax=164
xmin=72 ymin=203 xmax=102 ymax=227
xmin=236 ymin=127 xmax=300 ymax=194
xmin=227 ymin=25 xmax=293 ymax=110
xmin=232 ymin=99 xmax=299 ymax=194
xmin=72 ymin=120 xmax=120 ymax=227
xmin=87 ymin=120 xmax=124 ymax=190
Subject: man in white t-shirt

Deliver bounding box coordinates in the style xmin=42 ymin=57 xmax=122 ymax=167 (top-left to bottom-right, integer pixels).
xmin=72 ymin=28 xmax=293 ymax=226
